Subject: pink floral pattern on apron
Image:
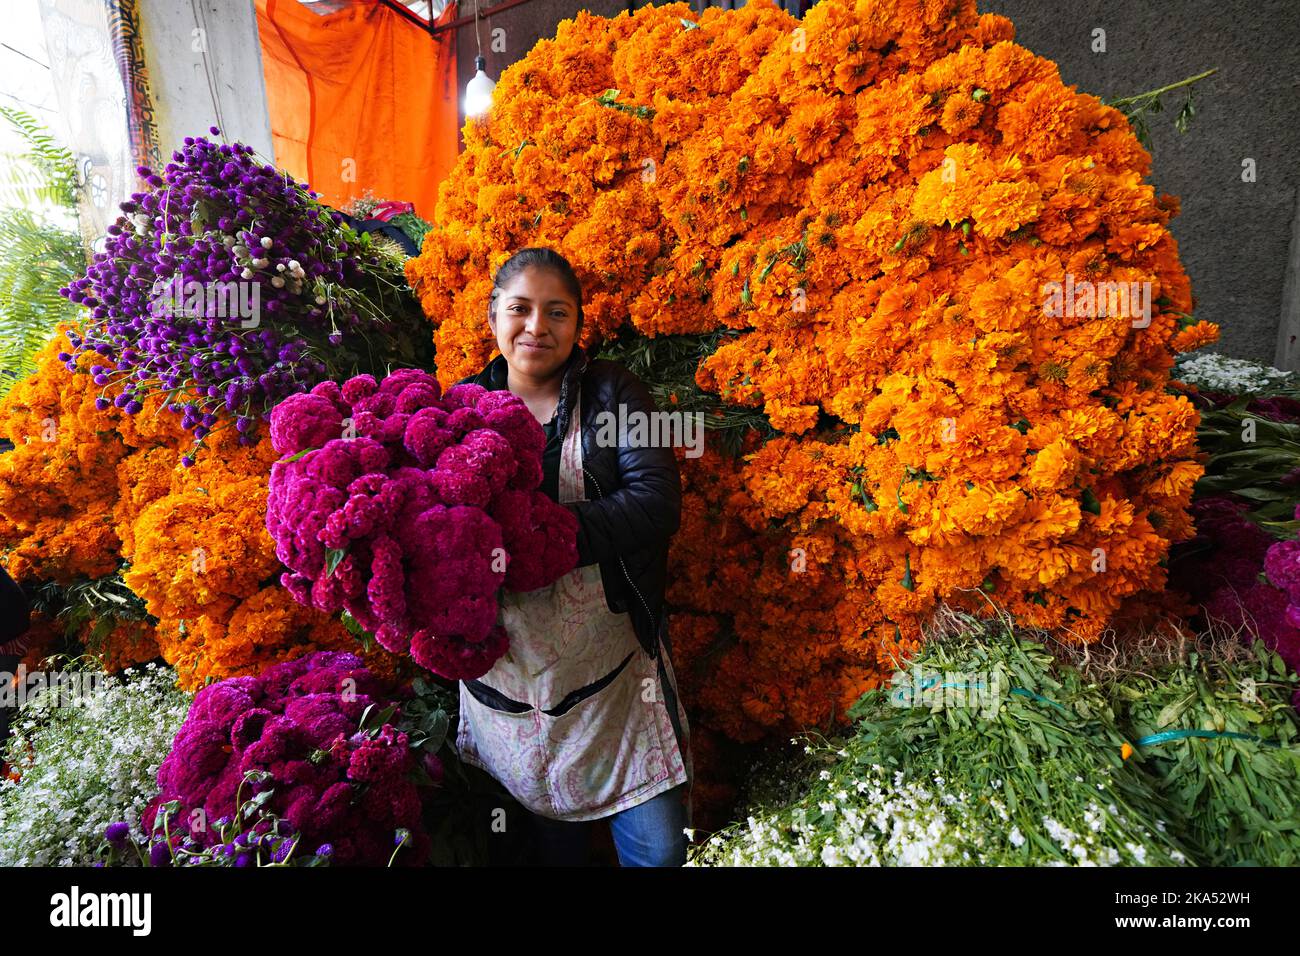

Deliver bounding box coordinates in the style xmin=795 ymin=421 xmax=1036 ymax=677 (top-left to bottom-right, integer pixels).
xmin=455 ymin=385 xmax=694 ymax=826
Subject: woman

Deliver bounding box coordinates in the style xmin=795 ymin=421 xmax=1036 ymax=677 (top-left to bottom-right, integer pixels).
xmin=453 ymin=247 xmax=694 ymax=867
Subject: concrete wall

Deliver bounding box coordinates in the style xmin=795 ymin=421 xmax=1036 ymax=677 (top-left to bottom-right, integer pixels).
xmin=978 ymin=0 xmax=1300 ymax=369
xmin=140 ymin=0 xmax=274 ymax=161
xmin=451 ymin=0 xmax=1300 ymax=367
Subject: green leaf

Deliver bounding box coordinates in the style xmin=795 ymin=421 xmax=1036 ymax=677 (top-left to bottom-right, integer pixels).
xmin=1156 ymin=695 xmax=1191 ymax=728
xmin=1232 ymin=487 xmax=1289 ymax=502
xmin=279 ymin=446 xmax=319 ymax=464
xmin=1271 ymin=652 xmax=1288 ymax=678
xmin=1080 ymin=487 xmax=1102 ymax=515
xmin=358 ymin=702 xmax=398 ymax=734
xmin=325 ymin=547 xmax=348 ymax=578
xmin=1251 ymin=749 xmax=1279 ymax=780
xmin=0 ymin=107 xmax=79 ymax=208
xmin=425 ymin=710 xmax=450 ymax=751
xmin=0 ymin=208 xmax=84 ymax=396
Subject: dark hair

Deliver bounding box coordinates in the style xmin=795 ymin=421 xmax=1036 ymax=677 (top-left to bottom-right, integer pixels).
xmin=487 ymin=247 xmax=585 ymax=334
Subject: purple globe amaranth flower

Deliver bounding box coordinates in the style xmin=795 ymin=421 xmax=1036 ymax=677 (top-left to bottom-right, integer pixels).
xmin=149 ymin=840 xmax=173 ymax=867
xmin=104 ymin=821 xmax=131 ymax=847
xmin=58 ymin=131 xmax=425 ymax=458
xmin=1247 ymin=396 xmax=1300 ymax=424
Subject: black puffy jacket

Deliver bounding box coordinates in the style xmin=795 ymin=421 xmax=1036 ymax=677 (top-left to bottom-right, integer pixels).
xmin=455 ymin=344 xmax=681 ymax=661
xmin=0 ymin=564 xmax=30 ymax=651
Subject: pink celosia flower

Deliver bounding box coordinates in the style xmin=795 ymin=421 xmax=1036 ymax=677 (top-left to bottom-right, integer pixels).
xmin=265 ymin=370 xmax=578 ymax=679
xmin=141 ymin=652 xmax=430 ymax=867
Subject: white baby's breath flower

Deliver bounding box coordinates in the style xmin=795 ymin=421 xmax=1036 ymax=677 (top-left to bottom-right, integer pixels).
xmin=0 ymin=665 xmax=191 ymax=866
xmin=1174 ymin=352 xmax=1294 ymax=394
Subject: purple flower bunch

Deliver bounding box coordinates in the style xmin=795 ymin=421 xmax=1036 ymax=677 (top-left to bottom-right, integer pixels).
xmin=100 ymin=811 xmax=320 ymax=867
xmin=56 ymin=127 xmax=430 ymax=457
xmin=1202 ymin=391 xmax=1300 ymax=425
xmin=265 ymin=369 xmax=579 ymax=679
xmin=141 ymin=651 xmax=431 ymax=867
xmin=1171 ymin=496 xmax=1300 ymax=676
xmin=1262 ymin=515 xmax=1300 ymax=672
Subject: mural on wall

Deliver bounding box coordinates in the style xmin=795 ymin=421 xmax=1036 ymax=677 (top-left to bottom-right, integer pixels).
xmin=38 ymin=0 xmax=159 ymax=250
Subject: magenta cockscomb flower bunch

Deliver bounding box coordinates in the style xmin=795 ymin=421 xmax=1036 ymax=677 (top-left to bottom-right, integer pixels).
xmin=265 ymin=369 xmax=578 ymax=679
xmin=1171 ymin=496 xmax=1300 ymax=687
xmin=140 ymin=651 xmax=431 ymax=867
xmin=1261 ymin=509 xmax=1300 ymax=674
xmin=57 ymin=128 xmax=431 ymax=460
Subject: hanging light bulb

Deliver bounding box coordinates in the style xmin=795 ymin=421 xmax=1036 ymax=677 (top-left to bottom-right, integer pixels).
xmin=464 ymin=54 xmax=495 ymax=117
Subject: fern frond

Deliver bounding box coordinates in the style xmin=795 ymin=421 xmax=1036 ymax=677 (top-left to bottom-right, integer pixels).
xmin=0 ymin=207 xmax=85 ymax=395
xmin=0 ymin=107 xmax=78 ymax=209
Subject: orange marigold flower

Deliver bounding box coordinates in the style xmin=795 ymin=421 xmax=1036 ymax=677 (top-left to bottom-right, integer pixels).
xmin=400 ymin=0 xmax=1209 ymax=750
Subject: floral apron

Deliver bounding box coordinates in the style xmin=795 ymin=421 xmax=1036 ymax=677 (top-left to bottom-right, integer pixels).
xmin=455 ymin=385 xmax=694 ymax=827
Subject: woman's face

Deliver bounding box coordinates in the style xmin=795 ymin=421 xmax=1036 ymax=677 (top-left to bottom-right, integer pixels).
xmin=489 ymin=266 xmax=579 ymax=381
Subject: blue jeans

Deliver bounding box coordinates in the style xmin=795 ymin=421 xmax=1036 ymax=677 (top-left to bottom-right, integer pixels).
xmin=527 ymin=783 xmax=688 ymax=866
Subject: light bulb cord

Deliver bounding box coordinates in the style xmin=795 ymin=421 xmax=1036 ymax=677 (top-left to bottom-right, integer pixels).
xmin=474 ymin=0 xmax=483 ymax=62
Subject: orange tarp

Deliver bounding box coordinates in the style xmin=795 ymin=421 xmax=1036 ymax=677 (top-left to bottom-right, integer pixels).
xmin=255 ymin=0 xmax=459 ymax=219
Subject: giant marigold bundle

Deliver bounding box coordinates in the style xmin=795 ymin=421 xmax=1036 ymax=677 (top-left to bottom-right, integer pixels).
xmin=0 ymin=334 xmax=132 ymax=584
xmin=404 ymin=0 xmax=1218 ymax=743
xmin=0 ymin=334 xmax=391 ymax=687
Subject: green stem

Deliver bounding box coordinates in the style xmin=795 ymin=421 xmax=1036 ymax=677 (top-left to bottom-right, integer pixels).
xmin=388 ymin=830 xmax=409 ymax=867
xmin=1105 ymin=69 xmax=1218 ymax=108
